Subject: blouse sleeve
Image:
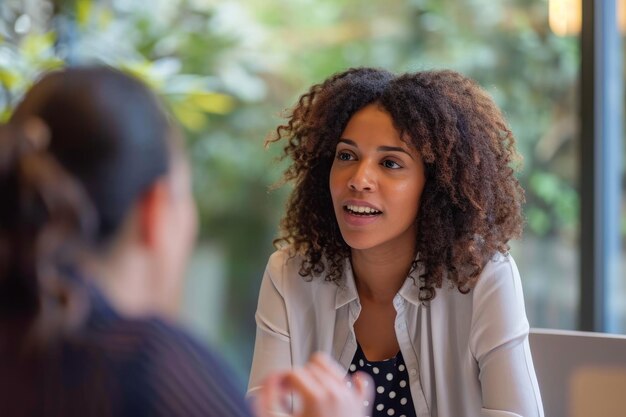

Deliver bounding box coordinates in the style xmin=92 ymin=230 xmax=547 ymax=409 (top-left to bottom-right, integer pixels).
xmin=247 ymin=251 xmax=293 ymax=397
xmin=469 ymin=254 xmax=544 ymax=417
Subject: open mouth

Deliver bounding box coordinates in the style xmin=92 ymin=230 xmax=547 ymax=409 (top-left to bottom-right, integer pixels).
xmin=344 ymin=204 xmax=383 ymax=216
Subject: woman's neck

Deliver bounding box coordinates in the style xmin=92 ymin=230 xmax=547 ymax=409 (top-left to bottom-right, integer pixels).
xmin=351 ymin=245 xmax=416 ymax=304
xmin=81 ymin=245 xmax=161 ymax=318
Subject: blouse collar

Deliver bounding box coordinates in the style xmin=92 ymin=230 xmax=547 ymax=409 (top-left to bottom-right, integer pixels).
xmin=335 ymin=254 xmax=425 ymax=310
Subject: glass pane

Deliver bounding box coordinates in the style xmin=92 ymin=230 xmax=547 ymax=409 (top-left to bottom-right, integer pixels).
xmin=613 ymin=0 xmax=626 ymax=332
xmin=599 ymin=0 xmax=625 ymax=334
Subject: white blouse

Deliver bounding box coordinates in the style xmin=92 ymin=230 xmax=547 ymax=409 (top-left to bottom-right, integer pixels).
xmin=248 ymin=249 xmax=544 ymax=417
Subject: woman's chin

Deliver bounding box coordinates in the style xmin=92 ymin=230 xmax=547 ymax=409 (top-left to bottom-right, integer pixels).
xmin=341 ymin=236 xmax=380 ymax=252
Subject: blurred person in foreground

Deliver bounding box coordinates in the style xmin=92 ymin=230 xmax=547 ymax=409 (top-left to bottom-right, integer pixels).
xmin=0 ymin=66 xmax=371 ymax=417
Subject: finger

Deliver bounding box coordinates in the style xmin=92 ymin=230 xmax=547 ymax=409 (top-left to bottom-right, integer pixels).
xmin=308 ymin=352 xmax=347 ymax=379
xmin=282 ymin=366 xmax=322 ymax=393
xmin=306 ymin=352 xmax=351 ymax=390
xmin=308 ymin=351 xmax=363 ymax=395
xmin=351 ymin=370 xmax=375 ymax=401
xmin=305 ymin=353 xmax=370 ymax=412
xmin=282 ymin=369 xmax=336 ymax=417
xmin=305 ymin=361 xmax=347 ymax=395
xmin=254 ymin=373 xmax=289 ymax=417
xmin=281 ymin=366 xmax=326 ymax=411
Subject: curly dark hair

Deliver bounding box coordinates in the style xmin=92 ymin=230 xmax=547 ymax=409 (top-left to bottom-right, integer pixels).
xmin=270 ymin=67 xmax=524 ymax=300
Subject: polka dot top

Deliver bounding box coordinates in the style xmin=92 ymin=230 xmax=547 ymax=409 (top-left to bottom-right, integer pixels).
xmin=348 ymin=344 xmax=417 ymax=417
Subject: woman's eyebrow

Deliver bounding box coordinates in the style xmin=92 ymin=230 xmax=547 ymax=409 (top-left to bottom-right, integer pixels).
xmin=338 ymin=138 xmax=414 ymax=159
xmin=338 ymin=138 xmax=357 ymax=147
xmin=377 ymin=145 xmax=412 ymax=157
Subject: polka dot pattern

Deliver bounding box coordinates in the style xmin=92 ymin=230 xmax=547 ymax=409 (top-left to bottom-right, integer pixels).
xmin=348 ymin=344 xmax=417 ymax=417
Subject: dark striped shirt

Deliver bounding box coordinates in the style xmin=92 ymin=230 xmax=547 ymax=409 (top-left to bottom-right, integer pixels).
xmin=0 ymin=283 xmax=253 ymax=417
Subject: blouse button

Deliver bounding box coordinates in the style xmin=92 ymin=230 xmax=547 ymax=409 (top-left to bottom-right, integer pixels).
xmin=409 ymin=369 xmax=417 ymax=376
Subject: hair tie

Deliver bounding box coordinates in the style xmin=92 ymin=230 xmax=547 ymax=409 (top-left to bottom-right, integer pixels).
xmin=0 ymin=118 xmax=51 ymax=167
xmin=19 ymin=117 xmax=50 ymax=153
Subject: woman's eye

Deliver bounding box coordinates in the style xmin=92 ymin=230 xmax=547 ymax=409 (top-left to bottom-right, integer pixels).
xmin=336 ymin=151 xmax=353 ymax=161
xmin=382 ymin=159 xmax=402 ymax=169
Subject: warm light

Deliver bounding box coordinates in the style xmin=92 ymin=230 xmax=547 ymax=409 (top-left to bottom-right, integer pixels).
xmin=549 ymin=0 xmax=582 ymax=36
xmin=549 ymin=0 xmax=626 ymax=36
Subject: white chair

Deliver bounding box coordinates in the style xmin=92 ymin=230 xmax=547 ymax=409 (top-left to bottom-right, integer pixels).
xmin=529 ymin=328 xmax=626 ymax=417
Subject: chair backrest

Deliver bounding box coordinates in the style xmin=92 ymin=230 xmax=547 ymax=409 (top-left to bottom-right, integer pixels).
xmin=569 ymin=366 xmax=626 ymax=417
xmin=529 ymin=328 xmax=626 ymax=417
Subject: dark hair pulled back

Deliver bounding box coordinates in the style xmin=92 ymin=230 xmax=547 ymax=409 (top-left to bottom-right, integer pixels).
xmin=1 ymin=66 xmax=173 ymax=345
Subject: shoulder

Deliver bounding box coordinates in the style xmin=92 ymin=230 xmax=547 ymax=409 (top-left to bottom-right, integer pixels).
xmin=469 ymin=252 xmax=530 ymax=356
xmin=76 ymin=311 xmax=251 ymax=417
xmin=134 ymin=316 xmax=216 ymax=359
xmin=473 ymin=252 xmax=524 ymax=303
xmin=122 ymin=317 xmax=251 ymax=416
xmin=265 ymin=247 xmax=305 ymax=276
xmin=263 ymin=247 xmax=319 ymax=290
xmin=75 ymin=284 xmax=252 ymax=417
xmin=261 ymin=247 xmax=341 ymax=304
xmin=87 ymin=313 xmax=229 ymax=377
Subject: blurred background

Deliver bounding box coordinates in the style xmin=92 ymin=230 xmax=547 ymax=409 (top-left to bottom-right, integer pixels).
xmin=1 ymin=0 xmax=624 ymax=388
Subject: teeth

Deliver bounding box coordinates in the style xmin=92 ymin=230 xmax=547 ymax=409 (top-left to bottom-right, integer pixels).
xmin=346 ymin=205 xmax=381 ymax=215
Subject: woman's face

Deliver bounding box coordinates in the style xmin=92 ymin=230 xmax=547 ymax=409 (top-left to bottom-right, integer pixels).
xmin=329 ymin=104 xmax=426 ymax=255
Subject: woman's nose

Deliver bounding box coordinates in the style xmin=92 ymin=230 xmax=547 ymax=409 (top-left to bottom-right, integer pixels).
xmin=348 ymin=162 xmax=376 ymax=192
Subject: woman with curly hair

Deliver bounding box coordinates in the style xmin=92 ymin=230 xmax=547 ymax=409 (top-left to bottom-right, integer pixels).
xmin=248 ymin=68 xmax=544 ymax=417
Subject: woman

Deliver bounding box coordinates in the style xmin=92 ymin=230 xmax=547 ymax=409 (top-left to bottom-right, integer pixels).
xmin=0 ymin=67 xmax=369 ymax=417
xmin=249 ymin=68 xmax=544 ymax=417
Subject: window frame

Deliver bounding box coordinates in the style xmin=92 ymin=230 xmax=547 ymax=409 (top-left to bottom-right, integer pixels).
xmin=579 ymin=0 xmax=624 ymax=332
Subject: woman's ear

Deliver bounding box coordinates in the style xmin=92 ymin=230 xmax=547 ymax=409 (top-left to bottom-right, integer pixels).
xmin=136 ymin=179 xmax=169 ymax=249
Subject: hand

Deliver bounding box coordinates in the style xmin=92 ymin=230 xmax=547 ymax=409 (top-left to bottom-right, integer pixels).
xmin=254 ymin=352 xmax=373 ymax=417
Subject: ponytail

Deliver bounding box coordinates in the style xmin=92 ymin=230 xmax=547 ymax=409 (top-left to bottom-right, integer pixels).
xmin=0 ymin=119 xmax=96 ymax=347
